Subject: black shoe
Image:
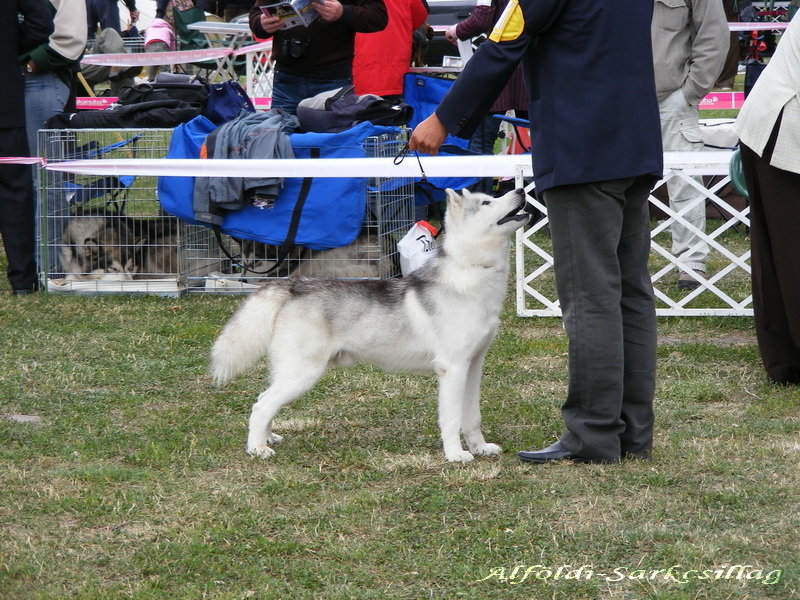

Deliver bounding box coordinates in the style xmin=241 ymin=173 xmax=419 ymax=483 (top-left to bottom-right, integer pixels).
xmin=677 ymin=270 xmax=705 ymax=291
xmin=12 ymin=281 xmax=39 ymax=295
xmin=518 ymin=441 xmax=619 ymax=465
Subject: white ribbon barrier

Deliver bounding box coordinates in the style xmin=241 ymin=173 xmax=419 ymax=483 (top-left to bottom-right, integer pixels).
xmin=42 ymin=151 xmax=732 ymax=179
xmin=0 ymin=157 xmax=46 ymax=165
xmin=44 ymin=154 xmax=531 ymax=179
xmin=80 ymin=40 xmax=273 ymax=67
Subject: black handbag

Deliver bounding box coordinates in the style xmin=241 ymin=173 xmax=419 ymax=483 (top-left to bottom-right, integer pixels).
xmin=118 ymin=80 xmax=210 ymax=107
xmin=204 ymin=80 xmax=256 ymax=125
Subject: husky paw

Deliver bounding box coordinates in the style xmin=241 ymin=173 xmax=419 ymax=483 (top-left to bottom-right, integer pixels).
xmin=247 ymin=445 xmax=275 ymax=459
xmin=267 ymin=433 xmax=284 ymax=445
xmin=473 ymin=443 xmax=503 ymax=456
xmin=445 ymin=449 xmax=475 ymax=463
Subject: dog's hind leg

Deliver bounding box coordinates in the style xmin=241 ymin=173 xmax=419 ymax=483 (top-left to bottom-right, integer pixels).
xmin=247 ymin=362 xmax=327 ymax=459
xmin=461 ymin=349 xmax=502 ymax=457
xmin=435 ymin=362 xmax=475 ymax=463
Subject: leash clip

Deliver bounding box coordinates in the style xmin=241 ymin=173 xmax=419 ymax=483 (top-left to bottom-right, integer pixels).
xmin=394 ymin=141 xmax=427 ymax=183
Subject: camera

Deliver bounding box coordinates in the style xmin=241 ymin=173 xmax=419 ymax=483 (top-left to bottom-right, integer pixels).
xmin=282 ymin=38 xmax=309 ymax=58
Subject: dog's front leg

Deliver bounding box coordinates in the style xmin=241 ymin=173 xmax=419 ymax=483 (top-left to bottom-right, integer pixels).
xmin=461 ymin=348 xmax=502 ymax=457
xmin=435 ymin=362 xmax=474 ymax=462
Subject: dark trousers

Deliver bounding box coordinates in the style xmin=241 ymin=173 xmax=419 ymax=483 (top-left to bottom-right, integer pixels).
xmin=86 ymin=0 xmax=122 ymax=38
xmin=543 ymin=175 xmax=658 ymax=459
xmin=716 ymin=0 xmax=740 ymax=88
xmin=0 ymin=127 xmax=38 ymax=292
xmin=740 ymin=121 xmax=800 ymax=383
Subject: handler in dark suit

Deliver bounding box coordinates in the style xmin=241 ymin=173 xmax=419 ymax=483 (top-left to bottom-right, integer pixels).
xmin=410 ymin=0 xmax=664 ymax=463
xmin=0 ymin=0 xmax=53 ymax=294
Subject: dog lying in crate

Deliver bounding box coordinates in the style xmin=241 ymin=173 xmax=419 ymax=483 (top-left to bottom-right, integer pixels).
xmin=235 ymin=227 xmax=398 ymax=281
xmin=58 ymin=213 xmax=180 ymax=280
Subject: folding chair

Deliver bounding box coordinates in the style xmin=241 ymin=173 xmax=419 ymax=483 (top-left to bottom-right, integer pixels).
xmin=62 ymin=135 xmax=141 ymax=215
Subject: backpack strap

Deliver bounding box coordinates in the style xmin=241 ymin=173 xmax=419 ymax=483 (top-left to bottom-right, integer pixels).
xmin=218 ymin=147 xmax=321 ymax=278
xmin=324 ymin=85 xmax=356 ymax=109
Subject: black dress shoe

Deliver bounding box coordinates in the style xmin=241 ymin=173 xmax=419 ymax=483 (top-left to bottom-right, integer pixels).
xmin=518 ymin=441 xmax=619 ymax=464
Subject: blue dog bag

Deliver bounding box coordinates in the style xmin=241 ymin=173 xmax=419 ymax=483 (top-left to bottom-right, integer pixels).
xmin=158 ymin=117 xmax=400 ymax=250
xmin=402 ymin=74 xmax=480 ymax=200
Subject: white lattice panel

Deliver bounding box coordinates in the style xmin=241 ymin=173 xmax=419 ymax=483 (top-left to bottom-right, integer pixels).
xmin=515 ymin=151 xmax=753 ymax=317
xmin=246 ymin=47 xmax=273 ymax=106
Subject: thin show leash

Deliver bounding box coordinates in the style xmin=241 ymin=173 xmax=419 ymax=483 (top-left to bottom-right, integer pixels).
xmin=394 ymin=142 xmax=444 ymax=237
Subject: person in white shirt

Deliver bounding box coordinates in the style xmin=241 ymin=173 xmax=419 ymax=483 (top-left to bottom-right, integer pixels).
xmin=734 ymin=16 xmax=800 ymax=385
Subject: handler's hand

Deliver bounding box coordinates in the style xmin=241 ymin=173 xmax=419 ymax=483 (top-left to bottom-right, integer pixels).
xmin=314 ymin=0 xmax=344 ymax=22
xmin=409 ymin=113 xmax=448 ymax=156
xmin=260 ymin=13 xmax=285 ymax=33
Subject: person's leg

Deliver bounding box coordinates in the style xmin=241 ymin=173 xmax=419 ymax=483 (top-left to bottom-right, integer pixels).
xmin=0 ymin=128 xmax=38 ymax=292
xmin=271 ymin=72 xmax=353 ymax=115
xmin=24 ymin=73 xmax=71 ymax=271
xmin=616 ymin=175 xmax=658 ymax=457
xmin=741 ymin=142 xmax=800 ymax=383
xmin=145 ymin=40 xmax=170 ymax=81
xmin=81 ymin=28 xmax=126 ymax=90
xmin=659 ymin=89 xmax=708 ymax=281
xmin=24 ymin=73 xmax=70 ymax=158
xmin=92 ymin=28 xmax=137 ymax=96
xmin=269 ymin=70 xmax=304 ymax=114
xmin=545 ymin=178 xmax=649 ymax=460
xmin=99 ymin=0 xmax=122 ymax=33
xmin=86 ymin=0 xmax=101 ymax=39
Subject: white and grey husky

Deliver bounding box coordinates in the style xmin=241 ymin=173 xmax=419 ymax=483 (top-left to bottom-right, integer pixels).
xmin=210 ymin=188 xmax=530 ymax=462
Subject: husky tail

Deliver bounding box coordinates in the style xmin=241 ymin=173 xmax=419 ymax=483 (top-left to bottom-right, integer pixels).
xmin=210 ymin=286 xmax=289 ymax=384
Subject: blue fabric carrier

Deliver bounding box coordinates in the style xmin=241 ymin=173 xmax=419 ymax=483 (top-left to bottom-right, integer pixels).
xmin=402 ymin=73 xmax=480 ymax=198
xmin=158 ymin=117 xmax=400 ymax=250
xmin=403 ymin=74 xmax=469 ymax=152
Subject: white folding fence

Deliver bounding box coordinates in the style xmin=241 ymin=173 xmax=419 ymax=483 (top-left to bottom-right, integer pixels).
xmin=514 ymin=151 xmax=753 ymax=317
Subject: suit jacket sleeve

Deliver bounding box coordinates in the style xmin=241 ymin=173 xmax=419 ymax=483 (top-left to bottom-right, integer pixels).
xmin=435 ymin=34 xmax=529 ymax=138
xmin=435 ymin=0 xmax=570 ymax=138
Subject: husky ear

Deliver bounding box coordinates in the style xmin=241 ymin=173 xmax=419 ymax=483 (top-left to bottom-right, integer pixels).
xmin=445 ymin=188 xmax=464 ymax=222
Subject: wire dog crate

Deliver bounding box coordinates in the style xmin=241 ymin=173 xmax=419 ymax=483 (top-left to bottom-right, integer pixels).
xmin=198 ymin=129 xmax=415 ymax=293
xmin=38 ymin=129 xmax=231 ymax=296
xmin=38 ymin=128 xmax=415 ymax=296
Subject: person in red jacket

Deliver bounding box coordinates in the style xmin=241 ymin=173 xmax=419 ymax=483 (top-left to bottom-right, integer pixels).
xmin=353 ymin=0 xmax=428 ymax=101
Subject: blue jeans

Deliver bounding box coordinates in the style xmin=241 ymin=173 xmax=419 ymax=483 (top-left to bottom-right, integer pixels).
xmin=25 ymin=72 xmax=70 ymax=273
xmin=270 ymin=70 xmax=352 ymax=115
xmin=25 ymin=72 xmax=70 ymax=156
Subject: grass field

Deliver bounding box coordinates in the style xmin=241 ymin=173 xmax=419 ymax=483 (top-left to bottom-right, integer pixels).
xmin=1 ymin=240 xmax=798 ymax=599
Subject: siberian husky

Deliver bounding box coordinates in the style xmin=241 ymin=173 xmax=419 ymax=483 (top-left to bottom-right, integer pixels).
xmin=210 ymin=188 xmax=530 ymax=462
xmin=59 ymin=215 xmax=137 ymax=280
xmin=59 ymin=215 xmax=180 ymax=280
xmin=238 ymin=227 xmax=392 ymax=280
